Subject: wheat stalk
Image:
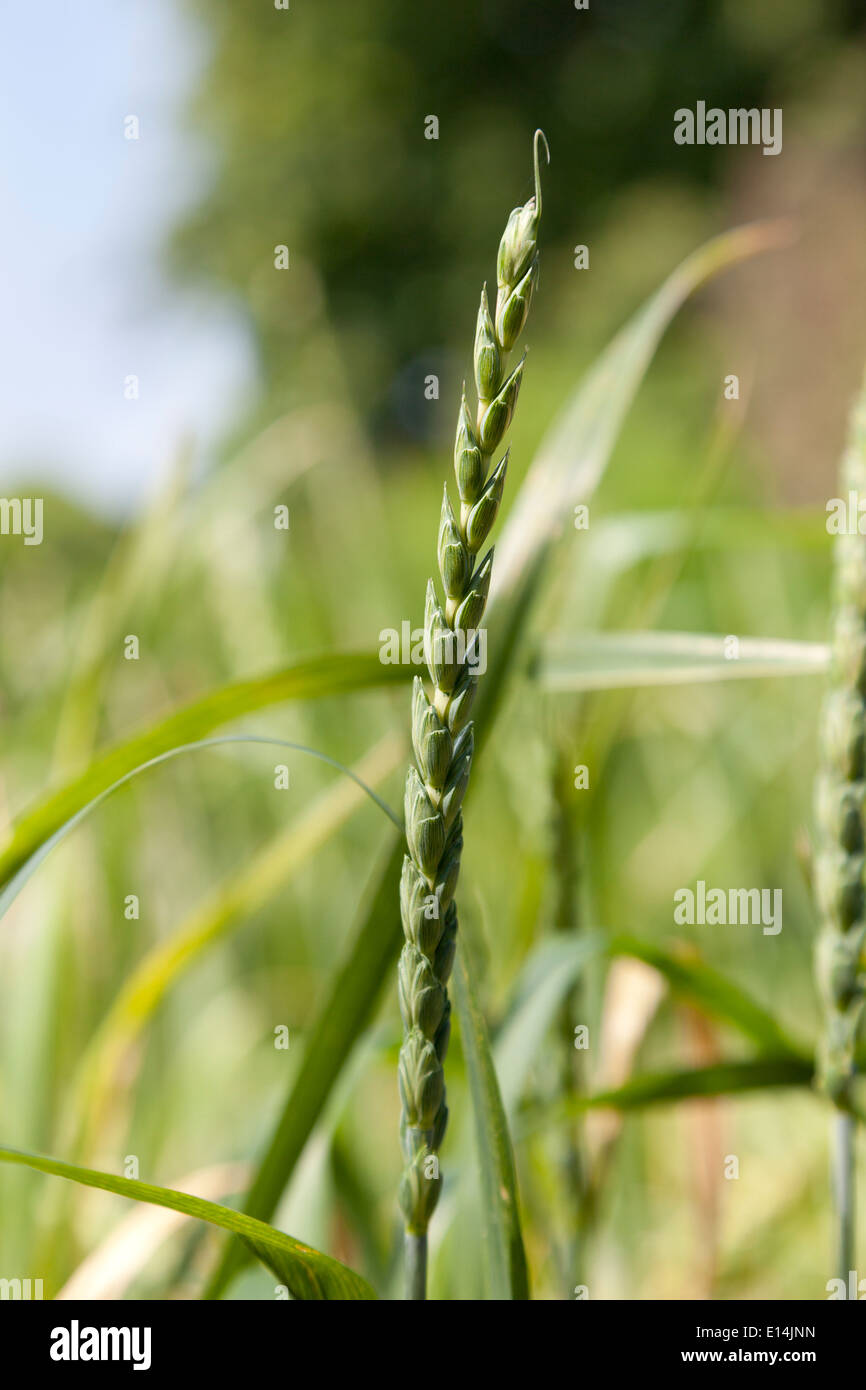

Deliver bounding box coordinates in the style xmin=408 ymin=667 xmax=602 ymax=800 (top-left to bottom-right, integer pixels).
xmin=397 ymin=131 xmax=548 ymax=1299
xmin=814 ymin=370 xmax=866 ymax=1279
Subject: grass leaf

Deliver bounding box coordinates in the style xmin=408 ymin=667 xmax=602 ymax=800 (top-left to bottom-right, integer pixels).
xmin=572 ymin=1056 xmax=814 ymax=1112
xmin=204 ymin=834 xmax=405 ymax=1298
xmin=0 ymin=652 xmax=408 ymax=898
xmin=491 ymin=220 xmax=792 ymax=610
xmin=0 ymin=732 xmax=400 ymax=921
xmin=69 ymin=735 xmax=403 ymax=1151
xmin=536 ymin=632 xmax=828 ymax=693
xmin=494 ymin=933 xmax=606 ymax=1113
xmin=0 ymin=1145 xmax=377 ymax=1300
xmin=609 ymin=934 xmax=809 ymax=1058
xmin=451 ymin=948 xmax=529 ymax=1300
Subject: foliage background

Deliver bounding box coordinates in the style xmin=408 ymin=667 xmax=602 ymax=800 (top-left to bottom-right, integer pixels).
xmin=1 ymin=0 xmax=866 ymax=1298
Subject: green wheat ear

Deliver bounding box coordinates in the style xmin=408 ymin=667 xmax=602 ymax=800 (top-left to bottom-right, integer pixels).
xmin=814 ymin=371 xmax=866 ymax=1279
xmin=397 ymin=130 xmax=548 ymax=1299
xmin=815 ymin=372 xmax=866 ymax=1111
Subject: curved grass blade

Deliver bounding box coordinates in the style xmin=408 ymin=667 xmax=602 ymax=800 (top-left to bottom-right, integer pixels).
xmin=494 ymin=933 xmax=606 ymax=1113
xmin=0 ymin=651 xmax=410 ymax=894
xmin=517 ymin=1058 xmax=817 ymax=1141
xmin=69 ymin=735 xmax=403 ymax=1152
xmin=562 ymin=1056 xmax=814 ymax=1115
xmin=427 ymin=933 xmax=603 ymax=1293
xmin=491 ymin=219 xmax=793 ymax=608
xmin=56 ymin=1160 xmax=250 ymax=1299
xmin=581 ymin=506 xmax=830 ymax=575
xmin=451 ymin=948 xmax=529 ymax=1301
xmin=52 ymin=403 xmax=355 ymax=776
xmin=428 ymin=934 xmax=603 ymax=1301
xmin=204 ymin=833 xmax=405 ymax=1298
xmin=0 ymin=1146 xmax=377 ymax=1300
xmin=0 ymin=732 xmax=400 ymax=921
xmin=609 ymin=934 xmax=809 ymax=1059
xmin=51 ymin=441 xmax=199 ymax=780
xmin=536 ymin=632 xmax=828 ymax=694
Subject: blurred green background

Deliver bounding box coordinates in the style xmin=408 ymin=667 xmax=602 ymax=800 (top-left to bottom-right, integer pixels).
xmin=1 ymin=0 xmax=866 ymax=1300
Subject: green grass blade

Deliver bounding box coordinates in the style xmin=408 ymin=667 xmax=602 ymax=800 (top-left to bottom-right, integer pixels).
xmin=609 ymin=934 xmax=808 ymax=1058
xmin=0 ymin=1146 xmax=377 ymax=1300
xmin=204 ymin=834 xmax=405 ymax=1299
xmin=68 ymin=735 xmax=403 ymax=1152
xmin=494 ymin=934 xmax=606 ymax=1113
xmin=536 ymin=632 xmax=829 ymax=693
xmin=570 ymin=1056 xmax=814 ymax=1113
xmin=0 ymin=652 xmax=409 ymax=894
xmin=579 ymin=506 xmax=830 ymax=575
xmin=492 ymin=220 xmax=792 ymax=609
xmin=51 ymin=443 xmax=194 ymax=779
xmin=0 ymin=732 xmax=400 ymax=921
xmin=451 ymin=948 xmax=529 ymax=1301
xmin=427 ymin=933 xmax=603 ymax=1291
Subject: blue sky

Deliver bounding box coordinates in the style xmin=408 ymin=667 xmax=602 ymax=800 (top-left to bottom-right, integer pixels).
xmin=0 ymin=0 xmax=255 ymax=515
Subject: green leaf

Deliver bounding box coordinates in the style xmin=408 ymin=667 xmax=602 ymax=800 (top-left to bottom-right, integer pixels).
xmin=536 ymin=632 xmax=829 ymax=694
xmin=579 ymin=506 xmax=830 ymax=574
xmin=494 ymin=933 xmax=606 ymax=1113
xmin=451 ymin=948 xmax=529 ymax=1300
xmin=0 ymin=732 xmax=400 ymax=922
xmin=69 ymin=736 xmax=403 ymax=1151
xmin=427 ymin=933 xmax=601 ymax=1293
xmin=571 ymin=1056 xmax=814 ymax=1113
xmin=608 ymin=935 xmax=809 ymax=1059
xmin=204 ymin=834 xmax=405 ymax=1299
xmin=491 ymin=220 xmax=791 ymax=611
xmin=0 ymin=1145 xmax=377 ymax=1300
xmin=51 ymin=442 xmax=194 ymax=777
xmin=0 ymin=652 xmax=409 ymax=896
xmin=2 ymin=726 xmax=402 ymax=1273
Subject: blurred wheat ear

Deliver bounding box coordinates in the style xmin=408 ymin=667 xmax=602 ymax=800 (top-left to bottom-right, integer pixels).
xmin=813 ymin=369 xmax=866 ymax=1280
xmin=396 ymin=131 xmax=548 ymax=1299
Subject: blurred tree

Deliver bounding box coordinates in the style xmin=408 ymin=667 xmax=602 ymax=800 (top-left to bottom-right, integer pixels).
xmin=172 ymin=0 xmax=857 ymax=450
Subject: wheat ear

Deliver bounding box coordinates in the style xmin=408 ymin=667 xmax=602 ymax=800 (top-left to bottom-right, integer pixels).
xmin=397 ymin=131 xmax=547 ymax=1299
xmin=814 ymin=371 xmax=866 ymax=1277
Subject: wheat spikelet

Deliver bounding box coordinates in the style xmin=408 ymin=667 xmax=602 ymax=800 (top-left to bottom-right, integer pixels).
xmin=397 ymin=131 xmax=548 ymax=1298
xmin=815 ymin=373 xmax=866 ymax=1112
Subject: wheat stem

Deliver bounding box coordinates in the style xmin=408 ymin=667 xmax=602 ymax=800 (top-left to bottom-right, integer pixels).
xmin=833 ymin=1110 xmax=856 ymax=1282
xmin=397 ymin=132 xmax=547 ymax=1297
xmin=404 ymin=1232 xmax=428 ymax=1300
